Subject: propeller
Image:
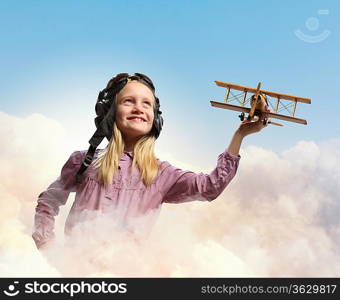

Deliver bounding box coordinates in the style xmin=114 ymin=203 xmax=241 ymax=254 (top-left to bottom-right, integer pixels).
xmin=248 ymin=82 xmax=262 ymax=120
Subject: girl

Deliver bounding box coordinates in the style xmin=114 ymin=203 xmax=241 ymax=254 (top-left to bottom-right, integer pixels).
xmin=32 ymin=73 xmax=268 ymax=250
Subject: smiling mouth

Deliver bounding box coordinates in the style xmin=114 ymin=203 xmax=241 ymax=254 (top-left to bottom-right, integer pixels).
xmin=127 ymin=117 xmax=146 ymax=122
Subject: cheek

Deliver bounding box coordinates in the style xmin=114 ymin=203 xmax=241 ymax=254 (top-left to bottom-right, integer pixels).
xmin=116 ymin=106 xmax=128 ymax=122
xmin=148 ymin=110 xmax=155 ymax=123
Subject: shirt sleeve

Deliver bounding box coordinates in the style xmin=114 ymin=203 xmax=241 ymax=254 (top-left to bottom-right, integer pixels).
xmin=32 ymin=151 xmax=84 ymax=248
xmin=160 ymin=151 xmax=240 ymax=204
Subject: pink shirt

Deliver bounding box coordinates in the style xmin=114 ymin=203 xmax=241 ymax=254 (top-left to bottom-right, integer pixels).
xmin=32 ymin=150 xmax=240 ymax=248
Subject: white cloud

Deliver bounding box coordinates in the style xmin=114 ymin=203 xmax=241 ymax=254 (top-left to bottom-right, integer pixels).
xmin=0 ymin=111 xmax=339 ymax=277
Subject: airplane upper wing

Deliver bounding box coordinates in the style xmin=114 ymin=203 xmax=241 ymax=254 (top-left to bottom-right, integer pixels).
xmin=215 ymin=81 xmax=311 ymax=104
xmin=210 ymin=101 xmax=308 ymax=125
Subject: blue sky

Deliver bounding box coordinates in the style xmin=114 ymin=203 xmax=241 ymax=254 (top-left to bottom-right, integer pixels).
xmin=0 ymin=0 xmax=339 ymax=165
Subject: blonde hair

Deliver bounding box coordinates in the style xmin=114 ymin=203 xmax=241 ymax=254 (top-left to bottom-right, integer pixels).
xmin=93 ymin=101 xmax=160 ymax=186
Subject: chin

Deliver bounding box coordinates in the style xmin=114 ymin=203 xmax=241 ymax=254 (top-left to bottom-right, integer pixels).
xmin=124 ymin=128 xmax=152 ymax=138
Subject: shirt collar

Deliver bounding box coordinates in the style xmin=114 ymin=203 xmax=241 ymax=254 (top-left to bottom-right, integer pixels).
xmin=122 ymin=151 xmax=134 ymax=160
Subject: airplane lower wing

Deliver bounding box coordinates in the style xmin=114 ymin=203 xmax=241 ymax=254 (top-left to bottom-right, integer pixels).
xmin=210 ymin=101 xmax=307 ymax=125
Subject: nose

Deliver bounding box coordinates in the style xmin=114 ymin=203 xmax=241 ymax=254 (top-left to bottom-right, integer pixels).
xmin=132 ymin=101 xmax=145 ymax=114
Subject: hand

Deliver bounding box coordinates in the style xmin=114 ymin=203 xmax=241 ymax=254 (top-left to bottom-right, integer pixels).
xmin=38 ymin=241 xmax=51 ymax=251
xmin=237 ymin=108 xmax=270 ymax=137
xmin=227 ymin=107 xmax=271 ymax=156
xmin=36 ymin=239 xmax=55 ymax=252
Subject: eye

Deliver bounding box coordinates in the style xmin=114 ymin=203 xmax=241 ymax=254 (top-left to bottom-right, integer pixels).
xmin=123 ymin=98 xmax=133 ymax=103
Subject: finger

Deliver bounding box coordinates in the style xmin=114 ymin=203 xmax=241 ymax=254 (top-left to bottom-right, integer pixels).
xmin=253 ymin=116 xmax=267 ymax=129
xmin=260 ymin=111 xmax=269 ymax=120
xmin=264 ymin=105 xmax=271 ymax=113
xmin=263 ymin=118 xmax=269 ymax=127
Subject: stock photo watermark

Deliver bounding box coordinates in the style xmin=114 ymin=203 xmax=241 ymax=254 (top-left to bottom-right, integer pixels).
xmin=2 ymin=280 xmax=127 ymax=297
xmin=294 ymin=9 xmax=331 ymax=43
xmin=3 ymin=281 xmax=20 ymax=297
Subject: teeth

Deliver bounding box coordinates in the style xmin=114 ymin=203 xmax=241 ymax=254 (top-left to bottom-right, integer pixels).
xmin=129 ymin=118 xmax=145 ymax=122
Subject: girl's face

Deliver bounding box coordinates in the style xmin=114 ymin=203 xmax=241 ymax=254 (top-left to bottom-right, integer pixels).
xmin=115 ymin=81 xmax=155 ymax=140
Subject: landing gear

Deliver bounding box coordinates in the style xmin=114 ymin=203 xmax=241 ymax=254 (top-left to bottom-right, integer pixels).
xmin=238 ymin=112 xmax=245 ymax=121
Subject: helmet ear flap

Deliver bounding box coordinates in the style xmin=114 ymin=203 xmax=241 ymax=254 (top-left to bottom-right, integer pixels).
xmin=95 ymin=89 xmax=107 ymax=115
xmin=94 ymin=88 xmax=117 ymax=132
xmin=151 ymin=97 xmax=163 ymax=139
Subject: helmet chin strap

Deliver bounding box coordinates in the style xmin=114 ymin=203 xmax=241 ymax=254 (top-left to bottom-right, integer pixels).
xmin=76 ymin=103 xmax=118 ymax=183
xmin=76 ymin=144 xmax=96 ymax=184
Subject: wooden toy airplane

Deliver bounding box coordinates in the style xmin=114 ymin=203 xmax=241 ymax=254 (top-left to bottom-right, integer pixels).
xmin=210 ymin=81 xmax=311 ymax=126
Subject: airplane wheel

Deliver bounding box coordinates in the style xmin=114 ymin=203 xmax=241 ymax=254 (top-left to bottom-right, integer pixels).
xmin=238 ymin=112 xmax=245 ymax=121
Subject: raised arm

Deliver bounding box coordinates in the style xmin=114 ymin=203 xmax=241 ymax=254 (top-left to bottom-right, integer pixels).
xmin=227 ymin=111 xmax=269 ymax=156
xmin=160 ymin=151 xmax=240 ymax=204
xmin=161 ymin=113 xmax=268 ymax=204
